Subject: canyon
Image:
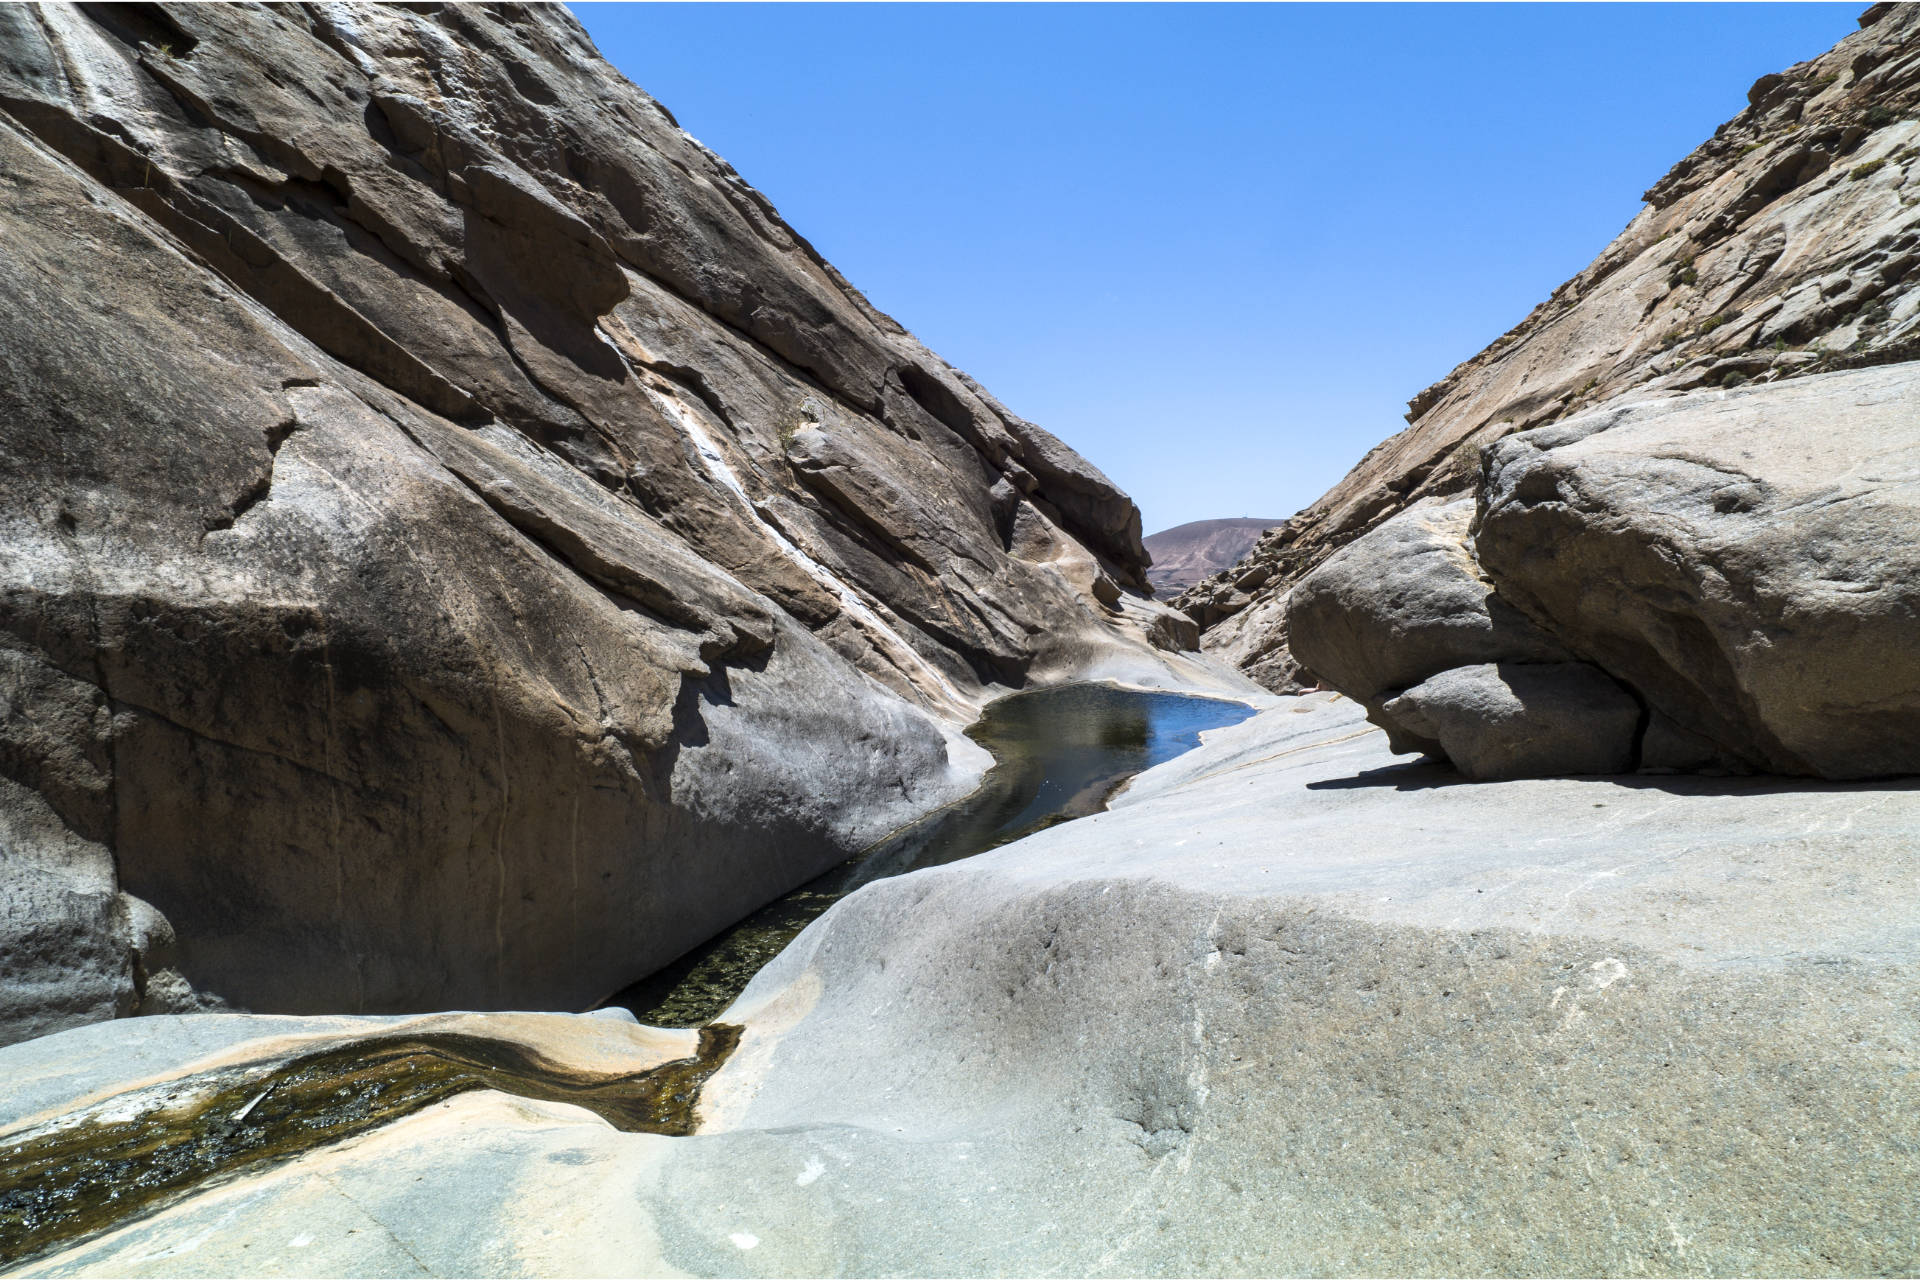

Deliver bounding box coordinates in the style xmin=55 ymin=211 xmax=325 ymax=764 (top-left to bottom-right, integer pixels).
xmin=2 ymin=3 xmax=1918 ymax=1278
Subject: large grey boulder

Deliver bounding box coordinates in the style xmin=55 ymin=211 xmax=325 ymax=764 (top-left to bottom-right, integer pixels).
xmin=11 ymin=697 xmax=1918 ymax=1277
xmin=1477 ymin=364 xmax=1920 ymax=779
xmin=1381 ymin=661 xmax=1641 ymax=780
xmin=0 ymin=2 xmax=1219 ymax=1043
xmin=1288 ymin=365 xmax=1920 ymax=783
xmin=1287 ymin=499 xmax=1576 ymax=760
xmin=1288 ymin=500 xmax=1571 ymax=705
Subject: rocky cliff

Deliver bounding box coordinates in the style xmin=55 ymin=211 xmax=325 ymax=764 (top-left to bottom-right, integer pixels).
xmin=4 ymin=11 xmax=1917 ymax=1272
xmin=0 ymin=2 xmax=1218 ymax=1045
xmin=1185 ymin=2 xmax=1920 ymax=693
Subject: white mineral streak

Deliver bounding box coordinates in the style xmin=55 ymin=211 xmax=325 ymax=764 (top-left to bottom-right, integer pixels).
xmin=647 ymin=380 xmax=976 ymax=715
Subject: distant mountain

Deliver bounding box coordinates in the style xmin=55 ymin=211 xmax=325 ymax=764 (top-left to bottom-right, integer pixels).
xmin=1144 ymin=518 xmax=1285 ymax=596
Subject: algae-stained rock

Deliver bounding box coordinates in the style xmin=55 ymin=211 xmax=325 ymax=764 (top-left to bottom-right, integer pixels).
xmin=1381 ymin=661 xmax=1640 ymax=780
xmin=1288 ymin=499 xmax=1571 ymax=704
xmin=0 ymin=1 xmax=1211 ymax=1042
xmin=1477 ymin=364 xmax=1920 ymax=778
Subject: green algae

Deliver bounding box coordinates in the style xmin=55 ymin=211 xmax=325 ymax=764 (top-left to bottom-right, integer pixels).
xmin=0 ymin=1023 xmax=740 ymax=1268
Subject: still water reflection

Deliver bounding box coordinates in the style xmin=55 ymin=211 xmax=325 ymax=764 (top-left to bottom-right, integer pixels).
xmin=609 ymin=684 xmax=1255 ymax=1026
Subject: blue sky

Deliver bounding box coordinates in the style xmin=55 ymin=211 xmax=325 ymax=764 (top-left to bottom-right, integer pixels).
xmin=570 ymin=3 xmax=1863 ymax=534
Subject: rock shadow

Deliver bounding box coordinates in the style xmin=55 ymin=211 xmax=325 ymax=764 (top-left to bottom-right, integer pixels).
xmin=1307 ymin=757 xmax=1920 ymax=797
xmin=1305 ymin=759 xmax=1466 ymax=792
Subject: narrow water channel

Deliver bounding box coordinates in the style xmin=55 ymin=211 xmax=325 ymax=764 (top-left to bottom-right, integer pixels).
xmin=0 ymin=685 xmax=1250 ymax=1268
xmin=0 ymin=1026 xmax=743 ymax=1266
xmin=607 ymin=684 xmax=1256 ymax=1026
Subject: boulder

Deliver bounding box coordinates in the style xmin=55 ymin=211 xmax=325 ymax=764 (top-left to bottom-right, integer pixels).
xmin=1380 ymin=661 xmax=1641 ymax=780
xmin=1142 ymin=608 xmax=1201 ymax=654
xmin=1287 ymin=499 xmax=1574 ymax=760
xmin=1282 ymin=367 xmax=1920 ymax=783
xmin=1477 ymin=364 xmax=1920 ymax=779
xmin=1289 ymin=500 xmax=1571 ymax=704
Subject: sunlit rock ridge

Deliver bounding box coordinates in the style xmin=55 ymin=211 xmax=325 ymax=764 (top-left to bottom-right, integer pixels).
xmin=1187 ymin=2 xmax=1920 ymax=699
xmin=0 ymin=1 xmax=1220 ymax=1044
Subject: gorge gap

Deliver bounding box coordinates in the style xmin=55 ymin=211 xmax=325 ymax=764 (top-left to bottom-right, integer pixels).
xmin=608 ymin=684 xmax=1257 ymax=1026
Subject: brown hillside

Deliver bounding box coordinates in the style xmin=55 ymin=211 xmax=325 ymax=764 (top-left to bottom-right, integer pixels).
xmin=1143 ymin=517 xmax=1285 ymax=596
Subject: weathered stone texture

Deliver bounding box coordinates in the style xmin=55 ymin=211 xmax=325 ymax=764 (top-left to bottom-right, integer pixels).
xmin=13 ymin=698 xmax=1919 ymax=1277
xmin=0 ymin=2 xmax=1206 ymax=1042
xmin=1190 ymin=4 xmax=1920 ymax=692
xmin=1476 ymin=365 xmax=1920 ymax=778
xmin=1285 ymin=362 xmax=1920 ymax=781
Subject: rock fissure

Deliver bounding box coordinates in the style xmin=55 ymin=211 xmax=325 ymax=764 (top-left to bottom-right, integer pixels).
xmin=202 ymin=415 xmax=300 ymax=536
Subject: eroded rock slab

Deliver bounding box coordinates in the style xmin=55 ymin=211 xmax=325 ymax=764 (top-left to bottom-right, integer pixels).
xmin=1477 ymin=363 xmax=1920 ymax=778
xmin=1284 ymin=362 xmax=1920 ymax=782
xmin=1380 ymin=660 xmax=1640 ymax=779
xmin=11 ymin=697 xmax=1918 ymax=1277
xmin=1286 ymin=498 xmax=1574 ymax=754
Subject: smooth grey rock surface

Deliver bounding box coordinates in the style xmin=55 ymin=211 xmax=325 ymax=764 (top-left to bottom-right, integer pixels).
xmin=1477 ymin=363 xmax=1920 ymax=779
xmin=1285 ymin=499 xmax=1579 ymax=760
xmin=14 ymin=696 xmax=1919 ymax=1277
xmin=0 ymin=2 xmax=1236 ymax=1041
xmin=1288 ymin=501 xmax=1571 ymax=707
xmin=1381 ymin=661 xmax=1641 ymax=780
xmin=1282 ymin=366 xmax=1920 ymax=783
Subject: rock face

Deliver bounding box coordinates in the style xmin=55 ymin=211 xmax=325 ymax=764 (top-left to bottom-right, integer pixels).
xmin=0 ymin=2 xmax=1214 ymax=1045
xmin=1476 ymin=367 xmax=1920 ymax=777
xmin=1140 ymin=517 xmax=1282 ymax=596
xmin=1290 ymin=362 xmax=1920 ymax=780
xmin=1380 ymin=661 xmax=1641 ymax=780
xmin=11 ymin=696 xmax=1919 ymax=1277
xmin=1286 ymin=500 xmax=1571 ymax=707
xmin=1188 ymin=3 xmax=1920 ymax=693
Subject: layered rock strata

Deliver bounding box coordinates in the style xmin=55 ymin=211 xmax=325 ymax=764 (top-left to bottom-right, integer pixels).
xmin=0 ymin=2 xmax=1217 ymax=1044
xmin=1186 ymin=3 xmax=1920 ymax=692
xmin=9 ymin=696 xmax=1918 ymax=1277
